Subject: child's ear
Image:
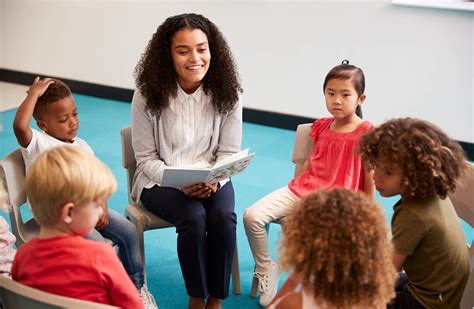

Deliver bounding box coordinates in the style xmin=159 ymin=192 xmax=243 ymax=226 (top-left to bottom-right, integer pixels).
xmin=358 ymin=94 xmax=366 ymax=105
xmin=36 ymin=120 xmax=48 ymax=132
xmin=60 ymin=202 xmax=75 ymax=224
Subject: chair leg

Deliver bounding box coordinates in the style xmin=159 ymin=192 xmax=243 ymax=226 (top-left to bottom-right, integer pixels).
xmin=231 ymin=243 xmax=241 ymax=295
xmin=125 ymin=213 xmax=147 ymax=286
xmin=250 ymin=271 xmax=259 ymax=298
xmin=137 ymin=222 xmax=146 ymax=286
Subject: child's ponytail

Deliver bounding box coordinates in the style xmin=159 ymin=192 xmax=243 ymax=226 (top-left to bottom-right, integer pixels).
xmin=356 ymin=105 xmax=363 ymax=119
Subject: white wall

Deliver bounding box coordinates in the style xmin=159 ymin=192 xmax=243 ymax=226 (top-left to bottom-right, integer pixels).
xmin=2 ymin=0 xmax=473 ymax=143
xmin=0 ymin=0 xmax=4 ymax=67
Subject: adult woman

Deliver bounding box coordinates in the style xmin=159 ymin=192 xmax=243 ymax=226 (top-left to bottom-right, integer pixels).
xmin=131 ymin=13 xmax=242 ymax=309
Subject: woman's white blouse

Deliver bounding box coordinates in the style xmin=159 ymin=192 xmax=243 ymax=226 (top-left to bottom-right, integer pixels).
xmin=130 ymin=85 xmax=242 ymax=203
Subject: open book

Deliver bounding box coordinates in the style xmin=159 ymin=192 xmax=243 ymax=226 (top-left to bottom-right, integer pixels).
xmin=161 ymin=149 xmax=255 ymax=187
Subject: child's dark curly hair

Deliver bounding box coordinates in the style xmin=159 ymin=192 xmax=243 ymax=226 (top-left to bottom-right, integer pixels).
xmin=280 ymin=189 xmax=396 ymax=308
xmin=134 ymin=13 xmax=242 ymax=116
xmin=33 ymin=79 xmax=72 ymax=119
xmin=360 ymin=118 xmax=468 ymax=199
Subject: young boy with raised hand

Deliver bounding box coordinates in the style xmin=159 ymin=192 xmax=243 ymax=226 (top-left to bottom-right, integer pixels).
xmin=12 ymin=77 xmax=157 ymax=308
xmin=12 ymin=146 xmax=143 ymax=308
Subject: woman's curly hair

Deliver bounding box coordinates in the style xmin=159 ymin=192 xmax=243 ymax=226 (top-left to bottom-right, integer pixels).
xmin=360 ymin=118 xmax=468 ymax=199
xmin=279 ymin=189 xmax=396 ymax=308
xmin=134 ymin=13 xmax=242 ymax=116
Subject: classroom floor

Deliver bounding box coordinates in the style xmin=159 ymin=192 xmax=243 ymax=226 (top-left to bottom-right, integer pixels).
xmin=0 ymin=83 xmax=472 ymax=308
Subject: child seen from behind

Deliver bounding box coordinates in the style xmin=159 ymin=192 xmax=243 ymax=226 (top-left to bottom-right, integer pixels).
xmin=12 ymin=146 xmax=143 ymax=308
xmin=360 ymin=118 xmax=470 ymax=308
xmin=269 ymin=189 xmax=397 ymax=308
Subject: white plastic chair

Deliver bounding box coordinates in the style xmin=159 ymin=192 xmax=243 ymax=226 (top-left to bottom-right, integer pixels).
xmin=0 ymin=276 xmax=118 ymax=309
xmin=0 ymin=149 xmax=40 ymax=247
xmin=250 ymin=123 xmax=313 ymax=298
xmin=121 ymin=126 xmax=242 ymax=294
xmin=0 ymin=149 xmax=115 ymax=248
xmin=449 ymin=162 xmax=474 ymax=309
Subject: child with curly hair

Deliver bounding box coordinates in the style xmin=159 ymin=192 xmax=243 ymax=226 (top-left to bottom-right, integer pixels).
xmin=132 ymin=13 xmax=242 ymax=309
xmin=269 ymin=188 xmax=397 ymax=308
xmin=360 ymin=118 xmax=470 ymax=308
xmin=0 ymin=179 xmax=16 ymax=278
xmin=243 ymin=60 xmax=374 ymax=306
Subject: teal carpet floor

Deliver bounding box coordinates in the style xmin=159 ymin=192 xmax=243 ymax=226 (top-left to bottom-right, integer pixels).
xmin=0 ymin=94 xmax=472 ymax=308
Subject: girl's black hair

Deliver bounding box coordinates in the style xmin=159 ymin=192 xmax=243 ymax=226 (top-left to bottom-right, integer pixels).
xmin=323 ymin=60 xmax=365 ymax=118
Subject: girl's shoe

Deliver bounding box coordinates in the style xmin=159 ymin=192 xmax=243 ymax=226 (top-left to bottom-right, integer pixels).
xmin=254 ymin=262 xmax=281 ymax=307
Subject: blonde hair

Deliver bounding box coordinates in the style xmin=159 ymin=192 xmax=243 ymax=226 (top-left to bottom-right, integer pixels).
xmin=26 ymin=146 xmax=116 ymax=227
xmin=280 ymin=189 xmax=396 ymax=308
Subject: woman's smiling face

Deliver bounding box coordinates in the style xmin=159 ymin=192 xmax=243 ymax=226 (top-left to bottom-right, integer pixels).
xmin=171 ymin=28 xmax=211 ymax=94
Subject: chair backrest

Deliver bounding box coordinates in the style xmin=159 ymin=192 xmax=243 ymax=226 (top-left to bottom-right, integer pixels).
xmin=0 ymin=276 xmax=118 ymax=309
xmin=449 ymin=162 xmax=474 ymax=235
xmin=448 ymin=162 xmax=474 ymax=309
xmin=291 ymin=123 xmax=313 ymax=177
xmin=448 ymin=162 xmax=474 ymax=256
xmin=121 ymin=126 xmax=136 ymax=204
xmin=0 ymin=149 xmax=39 ymax=247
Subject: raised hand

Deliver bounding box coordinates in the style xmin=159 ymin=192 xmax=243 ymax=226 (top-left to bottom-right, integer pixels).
xmin=27 ymin=76 xmax=55 ymax=98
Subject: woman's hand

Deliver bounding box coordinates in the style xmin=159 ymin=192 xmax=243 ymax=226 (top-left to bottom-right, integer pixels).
xmin=206 ymin=182 xmax=219 ymax=193
xmin=181 ymin=182 xmax=219 ymax=198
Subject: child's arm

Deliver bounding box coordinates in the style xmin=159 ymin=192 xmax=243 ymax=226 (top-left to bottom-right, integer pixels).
xmin=269 ymin=272 xmax=302 ymax=307
xmin=363 ymin=167 xmax=375 ymax=198
xmin=301 ymin=157 xmax=310 ymax=174
xmin=299 ymin=143 xmax=315 ymax=175
xmin=269 ymin=291 xmax=302 ymax=309
xmin=95 ymin=200 xmax=109 ymax=230
xmin=392 ymin=251 xmax=407 ymax=272
xmin=13 ymin=77 xmax=54 ymax=148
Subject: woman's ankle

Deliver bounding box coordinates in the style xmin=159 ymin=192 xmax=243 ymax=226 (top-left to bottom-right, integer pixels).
xmin=206 ymin=296 xmax=222 ymax=309
xmin=189 ymin=296 xmax=205 ymax=309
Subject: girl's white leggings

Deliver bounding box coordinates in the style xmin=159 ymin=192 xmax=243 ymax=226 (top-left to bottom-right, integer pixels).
xmin=243 ymin=186 xmax=300 ymax=273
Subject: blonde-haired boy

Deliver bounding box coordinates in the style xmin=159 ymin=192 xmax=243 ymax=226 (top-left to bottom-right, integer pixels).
xmin=12 ymin=146 xmax=144 ymax=308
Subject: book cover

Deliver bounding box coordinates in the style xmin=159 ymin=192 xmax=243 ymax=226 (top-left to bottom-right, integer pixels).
xmin=161 ymin=149 xmax=255 ymax=187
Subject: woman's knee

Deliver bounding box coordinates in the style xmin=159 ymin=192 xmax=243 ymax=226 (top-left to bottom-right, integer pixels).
xmin=208 ymin=207 xmax=236 ymax=233
xmin=178 ymin=207 xmax=207 ymax=233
